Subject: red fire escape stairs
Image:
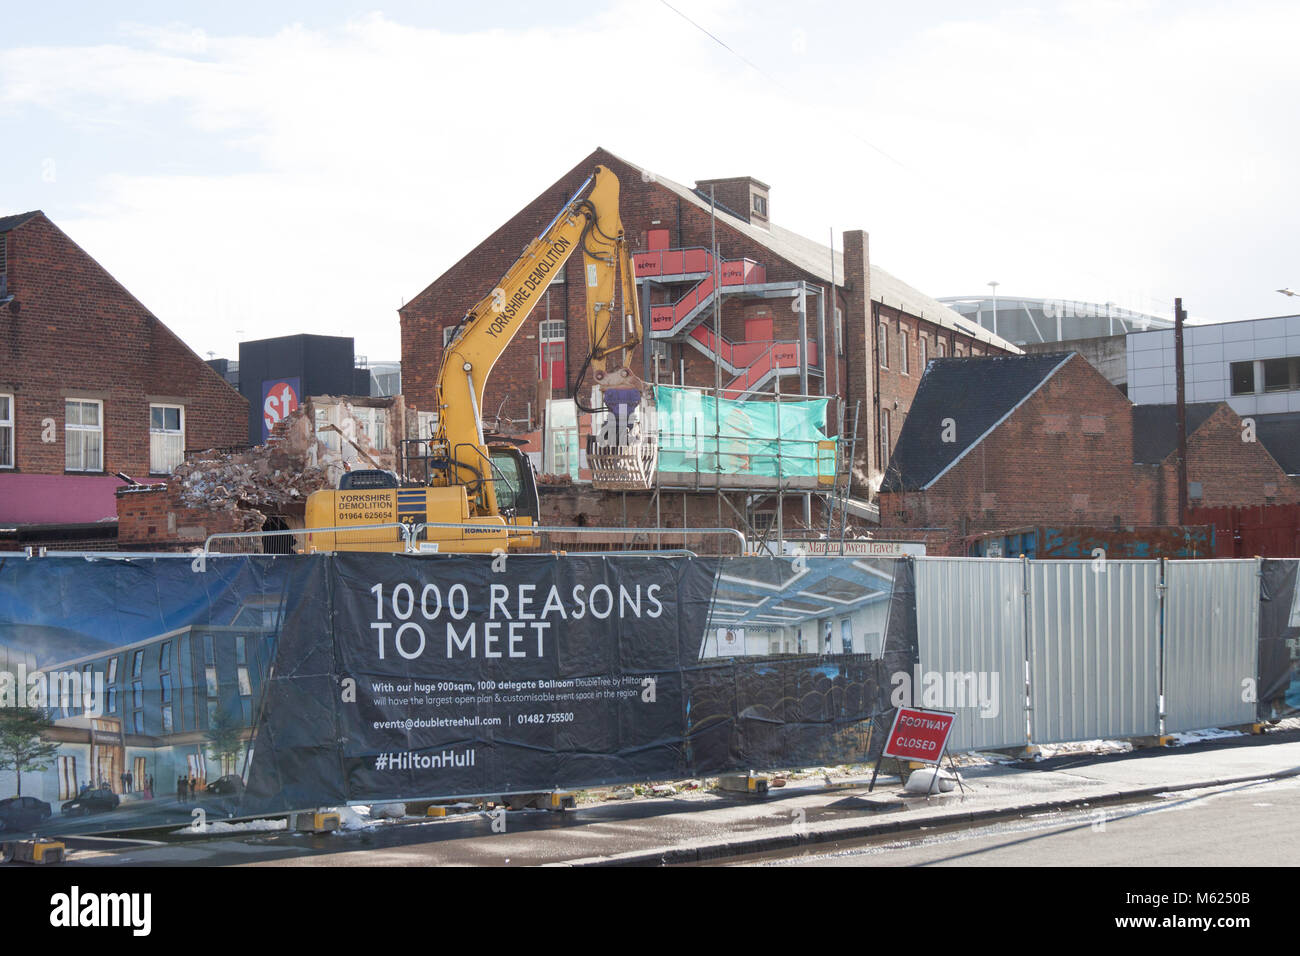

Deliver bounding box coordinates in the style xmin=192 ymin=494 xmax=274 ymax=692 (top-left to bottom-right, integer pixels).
xmin=634 ymin=247 xmax=817 ymax=398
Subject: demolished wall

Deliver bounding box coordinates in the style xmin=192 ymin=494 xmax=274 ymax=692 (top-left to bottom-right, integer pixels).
xmin=117 ymin=395 xmax=414 ymax=551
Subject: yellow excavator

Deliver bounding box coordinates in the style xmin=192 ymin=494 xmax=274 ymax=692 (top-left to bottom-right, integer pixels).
xmin=305 ymin=166 xmax=643 ymax=553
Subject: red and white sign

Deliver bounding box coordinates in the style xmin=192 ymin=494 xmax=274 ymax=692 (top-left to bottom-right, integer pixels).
xmin=262 ymin=379 xmax=300 ymax=438
xmin=882 ymin=707 xmax=955 ymax=763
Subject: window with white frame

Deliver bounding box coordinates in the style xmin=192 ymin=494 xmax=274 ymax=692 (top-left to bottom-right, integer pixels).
xmin=900 ymin=328 xmax=909 ymax=375
xmin=880 ymin=408 xmax=891 ymax=467
xmin=442 ymin=325 xmax=459 ymax=348
xmin=919 ymin=335 xmax=927 ymax=369
xmin=315 ymin=404 xmax=388 ymax=460
xmin=353 ymin=406 xmax=388 ymax=452
xmin=0 ymin=393 xmax=12 ymax=468
xmin=878 ymin=322 xmax=889 ymax=368
xmin=65 ymin=399 xmax=103 ymax=472
xmin=936 ymin=339 xmax=946 ymax=358
xmin=149 ymin=404 xmax=185 ymax=474
xmin=835 ymin=308 xmax=844 ymax=357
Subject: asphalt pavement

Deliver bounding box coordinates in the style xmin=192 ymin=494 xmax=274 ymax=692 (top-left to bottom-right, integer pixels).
xmin=43 ymin=724 xmax=1300 ymax=867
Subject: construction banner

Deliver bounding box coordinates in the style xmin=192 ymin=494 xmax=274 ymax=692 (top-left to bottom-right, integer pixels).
xmin=1257 ymin=559 xmax=1300 ymax=720
xmin=0 ymin=551 xmax=912 ymax=834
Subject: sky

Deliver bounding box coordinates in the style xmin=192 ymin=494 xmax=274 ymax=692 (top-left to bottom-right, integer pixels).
xmin=4 ymin=0 xmax=1299 ymax=363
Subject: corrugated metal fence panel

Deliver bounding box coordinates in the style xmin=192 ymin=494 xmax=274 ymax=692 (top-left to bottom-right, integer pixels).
xmin=1164 ymin=559 xmax=1260 ymax=733
xmin=1028 ymin=561 xmax=1161 ymax=743
xmin=915 ymin=558 xmax=1027 ymax=753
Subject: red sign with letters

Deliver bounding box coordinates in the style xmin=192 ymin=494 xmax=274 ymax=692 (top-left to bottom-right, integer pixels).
xmin=883 ymin=707 xmax=956 ymax=763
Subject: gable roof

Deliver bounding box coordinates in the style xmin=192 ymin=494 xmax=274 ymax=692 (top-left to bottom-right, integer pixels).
xmin=880 ymin=352 xmax=1075 ymax=492
xmin=602 ymin=149 xmax=1021 ymax=354
xmin=0 ymin=211 xmax=40 ymax=234
xmin=1252 ymin=412 xmax=1300 ymax=476
xmin=1131 ymin=403 xmax=1223 ymax=465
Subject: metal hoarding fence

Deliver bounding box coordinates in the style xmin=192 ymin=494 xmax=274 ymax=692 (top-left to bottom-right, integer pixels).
xmin=1163 ymin=559 xmax=1260 ymax=734
xmin=1027 ymin=560 xmax=1161 ymax=743
xmin=913 ymin=557 xmax=1028 ymax=753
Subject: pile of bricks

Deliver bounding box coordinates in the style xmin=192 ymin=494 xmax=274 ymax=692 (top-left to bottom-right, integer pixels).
xmin=174 ymin=407 xmax=333 ymax=511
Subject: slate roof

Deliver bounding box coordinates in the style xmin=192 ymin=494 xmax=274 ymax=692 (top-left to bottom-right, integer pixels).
xmin=1253 ymin=412 xmax=1300 ymax=476
xmin=606 ymin=150 xmax=1022 ymax=354
xmin=0 ymin=211 xmax=40 ymax=234
xmin=1131 ymin=403 xmax=1223 ymax=465
xmin=879 ymin=352 xmax=1075 ymax=493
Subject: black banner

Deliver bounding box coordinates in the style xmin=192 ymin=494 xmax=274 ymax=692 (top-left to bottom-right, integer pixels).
xmin=0 ymin=552 xmax=913 ymax=832
xmin=1257 ymin=559 xmax=1300 ymax=720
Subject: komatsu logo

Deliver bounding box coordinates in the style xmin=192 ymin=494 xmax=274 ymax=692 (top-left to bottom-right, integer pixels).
xmin=486 ymin=236 xmax=572 ymax=337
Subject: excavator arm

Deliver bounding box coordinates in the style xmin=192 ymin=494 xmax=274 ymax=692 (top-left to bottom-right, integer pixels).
xmin=434 ymin=165 xmax=641 ymax=516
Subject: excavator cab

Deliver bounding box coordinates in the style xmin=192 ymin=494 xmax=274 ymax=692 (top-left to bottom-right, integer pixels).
xmin=487 ymin=444 xmax=539 ymax=524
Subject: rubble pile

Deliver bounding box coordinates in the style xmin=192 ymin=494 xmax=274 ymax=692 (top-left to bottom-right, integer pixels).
xmin=174 ymin=401 xmax=387 ymax=512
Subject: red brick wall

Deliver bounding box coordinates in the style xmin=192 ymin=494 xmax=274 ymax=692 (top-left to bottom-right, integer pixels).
xmin=873 ymin=301 xmax=1013 ymax=480
xmin=878 ymin=355 xmax=1141 ymax=552
xmin=400 ymin=148 xmax=855 ymax=436
xmin=116 ymin=484 xmax=258 ymax=551
xmin=0 ymin=215 xmax=248 ymax=484
xmin=1151 ymin=404 xmax=1300 ymax=523
xmin=878 ymin=360 xmax=1300 ymax=553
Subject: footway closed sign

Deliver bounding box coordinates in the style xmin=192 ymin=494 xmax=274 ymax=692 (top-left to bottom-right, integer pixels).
xmin=883 ymin=707 xmax=956 ymax=762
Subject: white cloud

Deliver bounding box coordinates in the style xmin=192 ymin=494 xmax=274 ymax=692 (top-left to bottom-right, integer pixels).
xmin=4 ymin=0 xmax=1300 ymax=370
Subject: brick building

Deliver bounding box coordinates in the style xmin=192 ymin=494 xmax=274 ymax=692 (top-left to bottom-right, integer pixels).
xmin=400 ymin=147 xmax=1018 ymax=511
xmin=878 ymin=352 xmax=1300 ymax=554
xmin=0 ymin=211 xmax=247 ymax=540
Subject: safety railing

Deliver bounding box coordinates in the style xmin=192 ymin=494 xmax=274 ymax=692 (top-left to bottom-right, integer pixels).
xmin=410 ymin=522 xmax=748 ymax=556
xmin=195 ymin=521 xmax=749 ymax=564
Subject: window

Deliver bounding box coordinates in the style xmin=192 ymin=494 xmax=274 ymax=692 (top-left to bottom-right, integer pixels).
xmin=132 ymin=650 xmax=143 ymax=678
xmin=919 ymin=336 xmax=928 ymax=369
xmin=58 ymin=756 xmax=77 ymax=801
xmin=353 ymin=406 xmax=388 ymax=450
xmin=880 ymin=408 xmax=891 ymax=467
xmin=161 ymin=673 xmax=172 ymax=704
xmin=1263 ymin=357 xmax=1299 ymax=392
xmin=900 ymin=329 xmax=909 ymax=375
xmin=752 ymin=194 xmax=767 ymax=217
xmin=106 ymin=656 xmax=118 ymax=684
xmin=650 ymin=339 xmax=670 ymax=373
xmin=442 ymin=325 xmax=459 ymax=348
xmin=936 ymin=340 xmax=946 ymax=358
xmin=158 ymin=642 xmax=170 ymax=673
xmin=835 ymin=308 xmax=844 ymax=357
xmin=1231 ymin=361 xmax=1256 ymax=395
xmin=107 ymin=686 xmax=117 ymax=714
xmin=162 ymin=706 xmax=173 ymax=734
xmin=0 ymin=393 xmax=12 ymax=468
xmin=540 ymin=319 xmax=566 ymax=387
xmin=149 ymin=404 xmax=185 ymax=474
xmin=878 ymin=322 xmax=889 ymax=368
xmin=65 ymin=399 xmax=103 ymax=472
xmin=544 ymin=399 xmax=580 ymax=479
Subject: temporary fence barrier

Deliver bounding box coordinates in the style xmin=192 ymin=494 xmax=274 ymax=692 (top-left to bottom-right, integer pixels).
xmin=916 ymin=556 xmax=1263 ymax=750
xmin=0 ymin=551 xmax=907 ymax=837
xmin=1163 ymin=559 xmax=1260 ymax=734
xmin=1027 ymin=560 xmax=1162 ymax=744
xmin=914 ymin=558 xmax=1027 ymax=752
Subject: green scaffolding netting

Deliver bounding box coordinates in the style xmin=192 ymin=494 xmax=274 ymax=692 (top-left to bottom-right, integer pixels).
xmin=653 ymin=385 xmax=836 ymax=478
